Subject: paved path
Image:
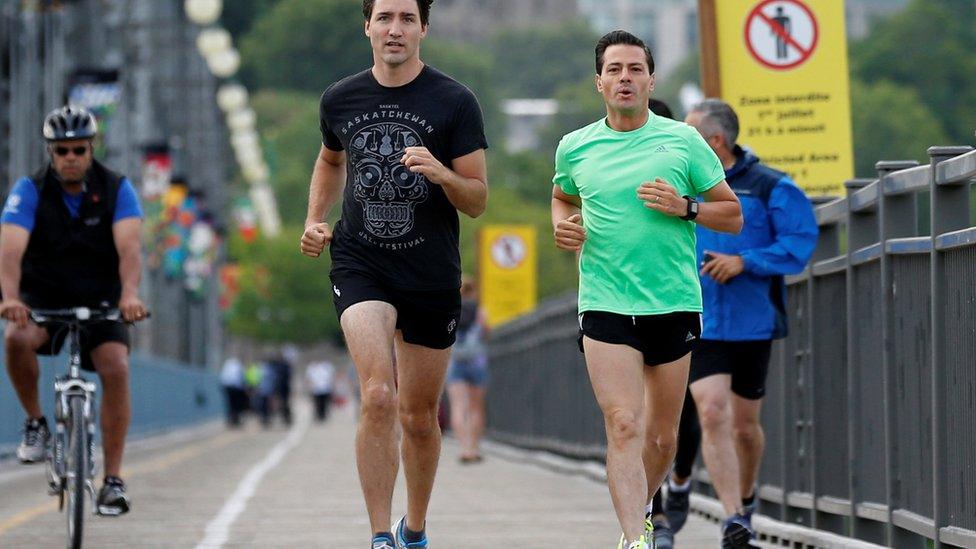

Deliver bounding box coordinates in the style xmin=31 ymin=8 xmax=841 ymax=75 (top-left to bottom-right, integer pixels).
xmin=0 ymin=404 xmax=721 ymax=548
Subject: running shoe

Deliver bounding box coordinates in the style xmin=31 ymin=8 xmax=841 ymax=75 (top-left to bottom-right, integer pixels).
xmin=665 ymin=485 xmax=691 ymax=533
xmin=372 ymin=535 xmax=395 ymax=549
xmin=644 ymin=512 xmax=654 ymax=541
xmin=617 ymin=534 xmax=650 ymax=549
xmin=96 ymin=476 xmax=131 ymax=516
xmin=16 ymin=417 xmax=50 ymax=463
xmin=652 ymin=518 xmax=674 ymax=549
xmin=741 ymin=494 xmax=759 ymax=530
xmin=721 ymin=514 xmax=760 ymax=548
xmin=392 ymin=515 xmax=428 ymax=548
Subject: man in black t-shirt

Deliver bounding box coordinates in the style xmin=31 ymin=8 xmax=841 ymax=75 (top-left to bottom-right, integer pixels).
xmin=299 ymin=1 xmax=488 ymax=547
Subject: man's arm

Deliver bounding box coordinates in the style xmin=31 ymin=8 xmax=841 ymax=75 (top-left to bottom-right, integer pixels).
xmin=402 ymin=147 xmax=487 ymax=218
xmin=637 ymin=178 xmax=742 ymax=234
xmin=0 ymin=224 xmax=31 ymax=327
xmin=113 ymin=217 xmax=147 ymax=322
xmin=301 ymin=145 xmax=346 ymax=258
xmin=551 ymin=186 xmax=585 ymax=251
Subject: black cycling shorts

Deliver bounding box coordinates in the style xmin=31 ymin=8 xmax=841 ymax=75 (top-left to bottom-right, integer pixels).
xmin=36 ymin=321 xmax=130 ymax=372
xmin=688 ymin=339 xmax=773 ymax=400
xmin=329 ymin=268 xmax=461 ymax=350
xmin=577 ymin=311 xmax=702 ymax=366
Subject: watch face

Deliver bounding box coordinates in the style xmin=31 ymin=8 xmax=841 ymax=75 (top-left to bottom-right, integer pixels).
xmin=690 ymin=201 xmax=699 ymax=214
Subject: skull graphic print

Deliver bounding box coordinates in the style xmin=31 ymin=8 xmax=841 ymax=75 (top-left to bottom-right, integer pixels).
xmin=349 ymin=122 xmax=429 ymax=239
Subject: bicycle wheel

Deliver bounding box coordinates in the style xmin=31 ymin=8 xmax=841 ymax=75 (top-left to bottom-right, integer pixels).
xmin=66 ymin=395 xmax=88 ymax=549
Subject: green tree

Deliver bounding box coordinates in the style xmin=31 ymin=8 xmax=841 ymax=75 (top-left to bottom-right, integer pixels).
xmin=221 ymin=0 xmax=282 ymax=39
xmin=851 ymin=0 xmax=976 ymax=144
xmin=251 ymin=90 xmax=322 ymax=224
xmin=239 ymin=0 xmax=370 ymax=93
xmin=226 ymin=225 xmax=340 ymax=343
xmin=850 ymin=79 xmax=949 ymax=176
xmin=489 ymin=20 xmax=601 ymax=99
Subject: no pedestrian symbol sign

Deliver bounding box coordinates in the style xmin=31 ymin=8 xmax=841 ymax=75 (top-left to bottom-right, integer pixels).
xmin=745 ymin=0 xmax=819 ymax=70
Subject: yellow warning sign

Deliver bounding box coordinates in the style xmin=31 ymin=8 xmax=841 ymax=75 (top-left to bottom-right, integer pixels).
xmin=478 ymin=225 xmax=537 ymax=327
xmin=704 ymin=0 xmax=853 ymax=196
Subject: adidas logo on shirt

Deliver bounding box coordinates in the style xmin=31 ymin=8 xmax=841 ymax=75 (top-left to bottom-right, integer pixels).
xmin=654 ymin=145 xmax=669 ymax=153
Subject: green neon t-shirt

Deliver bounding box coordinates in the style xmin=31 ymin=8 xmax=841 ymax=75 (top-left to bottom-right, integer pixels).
xmin=553 ymin=111 xmax=725 ymax=315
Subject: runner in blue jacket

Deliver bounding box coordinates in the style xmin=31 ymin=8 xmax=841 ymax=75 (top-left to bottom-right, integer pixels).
xmin=677 ymin=99 xmax=818 ymax=546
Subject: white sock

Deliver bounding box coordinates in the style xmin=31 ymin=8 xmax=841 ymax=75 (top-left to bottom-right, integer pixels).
xmin=669 ymin=478 xmax=691 ymax=492
xmin=645 ymin=503 xmax=654 ymax=516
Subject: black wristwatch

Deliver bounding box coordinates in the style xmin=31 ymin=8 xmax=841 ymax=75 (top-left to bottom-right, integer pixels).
xmin=680 ymin=195 xmax=699 ymax=221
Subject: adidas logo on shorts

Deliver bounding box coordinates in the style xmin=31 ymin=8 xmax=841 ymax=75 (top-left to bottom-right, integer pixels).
xmin=685 ymin=331 xmax=696 ymax=342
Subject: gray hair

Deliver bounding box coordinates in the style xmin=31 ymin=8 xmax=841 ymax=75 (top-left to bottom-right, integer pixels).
xmin=690 ymin=99 xmax=739 ymax=148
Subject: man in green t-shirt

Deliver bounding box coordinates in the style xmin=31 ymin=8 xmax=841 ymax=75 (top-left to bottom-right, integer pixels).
xmin=551 ymin=30 xmax=743 ymax=549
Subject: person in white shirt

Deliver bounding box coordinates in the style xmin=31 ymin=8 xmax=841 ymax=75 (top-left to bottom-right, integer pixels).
xmin=306 ymin=360 xmax=336 ymax=423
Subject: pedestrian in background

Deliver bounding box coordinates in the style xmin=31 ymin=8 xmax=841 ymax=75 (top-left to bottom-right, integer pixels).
xmin=306 ymin=359 xmax=337 ymax=423
xmin=446 ymin=276 xmax=490 ymax=464
xmin=220 ymin=354 xmax=248 ymax=427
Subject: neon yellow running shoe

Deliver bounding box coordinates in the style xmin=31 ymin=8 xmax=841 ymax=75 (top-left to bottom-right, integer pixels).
xmin=616 ymin=534 xmax=650 ymax=549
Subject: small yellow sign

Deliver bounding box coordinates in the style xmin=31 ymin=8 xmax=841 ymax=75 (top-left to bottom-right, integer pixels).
xmin=713 ymin=0 xmax=853 ymax=196
xmin=478 ymin=225 xmax=537 ymax=327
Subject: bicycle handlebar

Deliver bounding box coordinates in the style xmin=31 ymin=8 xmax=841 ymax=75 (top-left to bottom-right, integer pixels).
xmin=28 ymin=307 xmax=150 ymax=325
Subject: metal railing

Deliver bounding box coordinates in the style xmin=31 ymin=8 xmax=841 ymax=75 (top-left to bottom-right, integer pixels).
xmin=485 ymin=145 xmax=976 ymax=548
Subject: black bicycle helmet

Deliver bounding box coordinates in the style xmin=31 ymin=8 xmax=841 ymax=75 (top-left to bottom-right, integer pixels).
xmin=42 ymin=105 xmax=98 ymax=141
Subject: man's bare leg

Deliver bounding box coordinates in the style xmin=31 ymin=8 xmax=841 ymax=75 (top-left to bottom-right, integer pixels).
xmin=4 ymin=323 xmax=49 ymax=419
xmin=90 ymin=342 xmax=130 ymax=478
xmin=732 ymin=395 xmax=764 ymax=500
xmin=643 ymin=353 xmax=691 ymax=503
xmin=447 ymin=383 xmax=471 ymax=456
xmin=583 ymin=337 xmax=646 ymax=542
xmin=342 ymin=301 xmax=398 ymax=535
xmin=394 ymin=334 xmax=451 ymax=533
xmin=690 ymin=374 xmax=742 ymax=516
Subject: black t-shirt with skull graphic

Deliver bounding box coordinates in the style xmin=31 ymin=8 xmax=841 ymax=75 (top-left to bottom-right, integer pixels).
xmin=320 ymin=65 xmax=488 ymax=291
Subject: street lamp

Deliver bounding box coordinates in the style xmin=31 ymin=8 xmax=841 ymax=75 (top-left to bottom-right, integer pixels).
xmin=196 ymin=28 xmax=232 ymax=58
xmin=206 ymin=47 xmax=240 ymax=78
xmin=216 ymin=84 xmax=248 ymax=113
xmin=227 ymin=108 xmax=256 ymax=132
xmin=184 ymin=0 xmax=222 ymax=26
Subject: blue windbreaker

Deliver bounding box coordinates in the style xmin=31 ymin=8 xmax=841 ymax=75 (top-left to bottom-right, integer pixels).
xmin=696 ymin=146 xmax=818 ymax=341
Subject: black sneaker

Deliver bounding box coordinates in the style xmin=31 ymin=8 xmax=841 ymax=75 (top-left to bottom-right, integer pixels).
xmin=721 ymin=515 xmax=760 ymax=549
xmin=16 ymin=417 xmax=50 ymax=463
xmin=652 ymin=518 xmax=674 ymax=549
xmin=96 ymin=476 xmax=130 ymax=516
xmin=664 ymin=485 xmax=691 ymax=533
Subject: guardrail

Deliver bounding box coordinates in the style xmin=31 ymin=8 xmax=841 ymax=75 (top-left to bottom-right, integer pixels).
xmin=1 ymin=351 xmax=222 ymax=457
xmin=486 ymin=145 xmax=976 ymax=548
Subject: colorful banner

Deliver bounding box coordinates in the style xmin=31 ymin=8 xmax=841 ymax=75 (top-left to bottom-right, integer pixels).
xmin=708 ymin=0 xmax=854 ymax=196
xmin=67 ymin=69 xmax=121 ymax=160
xmin=478 ymin=225 xmax=537 ymax=327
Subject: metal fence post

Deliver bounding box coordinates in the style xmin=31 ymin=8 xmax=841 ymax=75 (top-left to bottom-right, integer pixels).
xmin=875 ymin=160 xmax=920 ymax=547
xmin=927 ymin=146 xmax=974 ymax=549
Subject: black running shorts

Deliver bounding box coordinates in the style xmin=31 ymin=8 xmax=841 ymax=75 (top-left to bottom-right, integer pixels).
xmin=36 ymin=321 xmax=130 ymax=372
xmin=577 ymin=311 xmax=702 ymax=366
xmin=688 ymin=339 xmax=773 ymax=400
xmin=329 ymin=268 xmax=461 ymax=350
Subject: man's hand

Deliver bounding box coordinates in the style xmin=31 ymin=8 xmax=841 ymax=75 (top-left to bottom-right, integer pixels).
xmin=700 ymin=250 xmax=745 ymax=284
xmin=402 ymin=147 xmax=451 ymax=186
xmin=0 ymin=298 xmax=30 ymax=328
xmin=637 ymin=178 xmax=689 ymax=218
xmin=119 ymin=294 xmax=148 ymax=323
xmin=554 ymin=214 xmax=586 ymax=251
xmin=301 ymin=222 xmax=333 ymax=258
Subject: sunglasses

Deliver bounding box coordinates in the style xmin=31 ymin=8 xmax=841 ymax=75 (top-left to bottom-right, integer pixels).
xmin=53 ymin=145 xmax=89 ymax=157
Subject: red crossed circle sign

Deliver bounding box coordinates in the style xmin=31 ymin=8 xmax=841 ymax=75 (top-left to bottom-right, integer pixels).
xmin=744 ymin=0 xmax=819 ymax=70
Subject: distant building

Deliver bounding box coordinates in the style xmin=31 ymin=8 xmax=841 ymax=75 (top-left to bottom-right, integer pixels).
xmin=430 ymin=0 xmax=576 ymax=42
xmin=502 ymin=99 xmax=559 ymax=153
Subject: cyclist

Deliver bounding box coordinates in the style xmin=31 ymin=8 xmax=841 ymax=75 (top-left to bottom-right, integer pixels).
xmin=0 ymin=105 xmax=146 ymax=516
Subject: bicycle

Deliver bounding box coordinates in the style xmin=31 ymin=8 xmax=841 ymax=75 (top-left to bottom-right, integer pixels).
xmin=28 ymin=306 xmax=140 ymax=549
